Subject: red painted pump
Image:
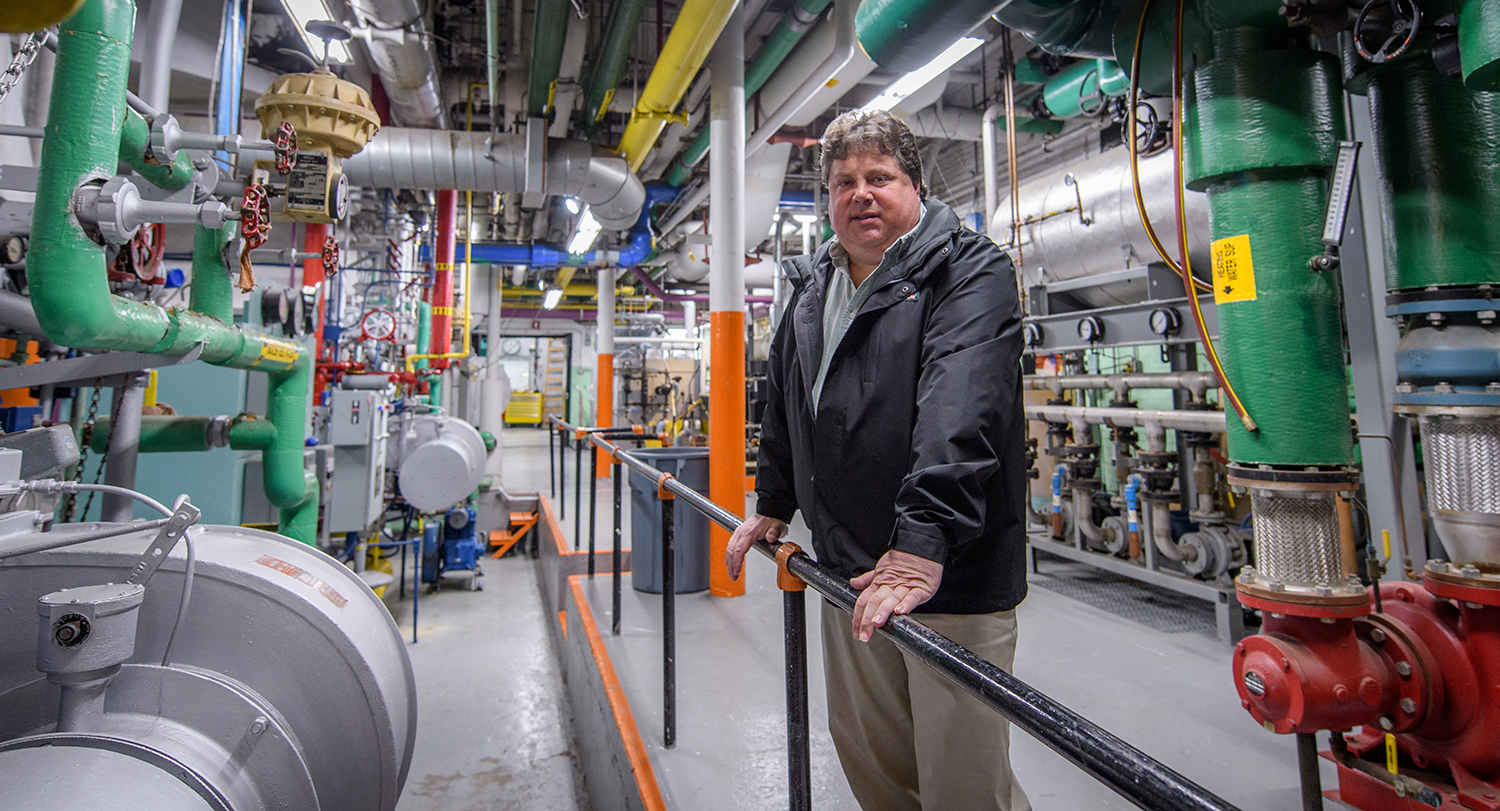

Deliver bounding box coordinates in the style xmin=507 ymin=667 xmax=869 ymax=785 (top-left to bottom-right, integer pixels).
xmin=1234 ymin=575 xmax=1500 ymax=809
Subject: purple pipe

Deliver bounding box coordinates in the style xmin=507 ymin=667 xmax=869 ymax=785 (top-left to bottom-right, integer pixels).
xmin=629 ymin=267 xmax=773 ymax=304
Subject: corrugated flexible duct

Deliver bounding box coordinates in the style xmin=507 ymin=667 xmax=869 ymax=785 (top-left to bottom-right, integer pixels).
xmin=354 ymin=0 xmax=447 ymax=128
xmin=344 ymin=128 xmax=646 ymax=229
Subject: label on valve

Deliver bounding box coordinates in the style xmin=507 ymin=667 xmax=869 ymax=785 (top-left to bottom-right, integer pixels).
xmin=1211 ymin=233 xmax=1258 ymax=305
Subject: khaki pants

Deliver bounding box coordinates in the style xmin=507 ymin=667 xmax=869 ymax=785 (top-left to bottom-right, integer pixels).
xmin=821 ymin=602 xmax=1031 ymax=811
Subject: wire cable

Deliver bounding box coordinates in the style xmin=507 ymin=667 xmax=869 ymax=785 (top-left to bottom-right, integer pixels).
xmin=35 ymin=481 xmax=173 ymax=517
xmin=1169 ymin=0 xmax=1258 ymax=432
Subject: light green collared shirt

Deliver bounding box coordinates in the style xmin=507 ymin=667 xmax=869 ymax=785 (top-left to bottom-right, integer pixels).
xmin=811 ymin=204 xmax=928 ymax=413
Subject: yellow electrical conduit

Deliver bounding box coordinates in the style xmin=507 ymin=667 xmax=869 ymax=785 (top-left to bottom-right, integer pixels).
xmin=1126 ymin=0 xmax=1257 ymax=433
xmin=615 ymin=0 xmax=742 ymax=171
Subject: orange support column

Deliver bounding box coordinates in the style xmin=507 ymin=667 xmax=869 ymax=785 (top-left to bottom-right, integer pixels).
xmin=708 ymin=310 xmax=746 ymax=597
xmin=596 ymin=352 xmax=613 ymax=477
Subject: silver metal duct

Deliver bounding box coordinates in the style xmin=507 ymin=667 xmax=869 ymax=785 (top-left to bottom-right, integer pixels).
xmin=992 ymin=147 xmax=1211 ymax=309
xmin=344 ymin=128 xmax=646 ymax=230
xmin=352 ymin=0 xmax=447 ymax=129
xmin=1418 ymin=414 xmax=1500 ymax=565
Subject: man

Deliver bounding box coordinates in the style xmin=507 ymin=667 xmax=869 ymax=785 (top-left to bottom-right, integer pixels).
xmin=725 ymin=109 xmax=1031 ymax=811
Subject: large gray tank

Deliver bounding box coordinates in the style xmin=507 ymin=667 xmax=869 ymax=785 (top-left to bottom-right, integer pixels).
xmin=992 ymin=147 xmax=1212 ymax=308
xmin=0 ymin=523 xmax=416 ymax=810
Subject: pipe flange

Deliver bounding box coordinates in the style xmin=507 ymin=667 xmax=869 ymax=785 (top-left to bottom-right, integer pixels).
xmin=1135 ymin=451 xmax=1178 ymax=467
xmin=74 ymin=177 xmax=142 ymax=246
xmin=1422 ymin=561 xmax=1500 ymax=606
xmin=1235 ymin=566 xmax=1370 ymax=617
xmin=1226 ymin=464 xmax=1360 ymax=492
xmin=1070 ymin=478 xmax=1103 ymax=491
xmin=1140 ymin=489 xmax=1180 ymax=503
xmin=1100 ymin=515 xmax=1130 ymax=556
xmin=1061 ymin=443 xmax=1100 ymax=457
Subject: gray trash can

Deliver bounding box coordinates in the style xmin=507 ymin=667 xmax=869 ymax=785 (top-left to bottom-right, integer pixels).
xmin=628 ymin=447 xmax=711 ymax=594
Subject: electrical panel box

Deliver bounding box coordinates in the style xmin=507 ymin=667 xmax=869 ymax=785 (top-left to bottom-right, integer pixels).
xmin=327 ymin=390 xmax=388 ymax=533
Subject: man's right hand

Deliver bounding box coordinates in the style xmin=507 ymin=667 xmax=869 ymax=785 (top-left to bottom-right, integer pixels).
xmin=726 ymin=514 xmax=789 ymax=581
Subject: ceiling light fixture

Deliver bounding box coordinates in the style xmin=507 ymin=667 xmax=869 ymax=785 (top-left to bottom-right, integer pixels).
xmin=568 ymin=207 xmax=602 ymax=255
xmin=862 ymin=36 xmax=984 ymax=112
xmin=542 ymin=288 xmax=564 ymax=310
xmin=279 ymin=0 xmax=353 ymax=64
xmin=564 ymin=198 xmax=581 ymax=215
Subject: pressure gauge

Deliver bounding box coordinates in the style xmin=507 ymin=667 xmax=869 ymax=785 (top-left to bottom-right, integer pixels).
xmin=360 ymin=308 xmax=397 ymax=342
xmin=1022 ymin=322 xmax=1045 ymax=349
xmin=500 ymin=337 xmax=524 ymax=356
xmin=1148 ymin=307 xmax=1181 ymax=337
xmin=1076 ymin=316 xmax=1104 ymax=344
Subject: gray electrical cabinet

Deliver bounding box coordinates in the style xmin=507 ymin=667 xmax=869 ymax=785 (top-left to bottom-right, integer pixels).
xmin=326 ymin=389 xmax=388 ymax=534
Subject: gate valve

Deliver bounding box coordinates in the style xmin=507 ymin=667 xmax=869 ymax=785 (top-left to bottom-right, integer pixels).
xmin=1354 ymin=0 xmax=1421 ymax=63
xmin=240 ymin=184 xmax=271 ymax=251
xmin=273 ymin=121 xmax=297 ymax=175
xmin=322 ymin=235 xmax=339 ymax=277
xmin=74 ymin=177 xmax=233 ymax=246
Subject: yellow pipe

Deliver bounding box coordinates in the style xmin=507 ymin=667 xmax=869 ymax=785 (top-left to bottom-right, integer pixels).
xmin=615 ymin=0 xmax=742 ymax=171
xmin=503 ymin=283 xmax=635 ymax=297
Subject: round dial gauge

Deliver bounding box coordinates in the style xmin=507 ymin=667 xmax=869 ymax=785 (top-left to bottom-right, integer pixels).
xmin=1149 ymin=307 xmax=1181 ymax=337
xmin=360 ymin=308 xmax=397 ymax=342
xmin=500 ymin=337 xmax=524 ymax=356
xmin=1076 ymin=316 xmax=1104 ymax=343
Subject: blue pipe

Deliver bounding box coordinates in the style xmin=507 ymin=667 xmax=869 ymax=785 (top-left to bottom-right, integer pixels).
xmin=214 ymin=0 xmax=245 ymax=167
xmin=1051 ymin=465 xmax=1066 ymax=515
xmin=1123 ymin=475 xmax=1142 ymax=537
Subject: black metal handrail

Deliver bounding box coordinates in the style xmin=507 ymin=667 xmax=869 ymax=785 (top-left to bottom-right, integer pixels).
xmin=548 ymin=416 xmax=1243 ymax=811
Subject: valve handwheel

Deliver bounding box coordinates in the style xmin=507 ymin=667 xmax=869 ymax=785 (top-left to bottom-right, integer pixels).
xmin=1132 ymin=100 xmax=1161 ymax=156
xmin=238 ymin=185 xmax=272 ymax=292
xmin=1355 ymin=0 xmax=1421 ymax=63
xmin=273 ymin=121 xmax=297 ymax=176
xmin=322 ymin=235 xmax=339 ymax=277
xmin=127 ymin=222 xmax=166 ymax=282
xmin=359 ymin=309 xmax=397 ymax=342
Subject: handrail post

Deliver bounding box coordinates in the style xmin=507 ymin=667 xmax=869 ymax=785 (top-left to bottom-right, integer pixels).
xmin=588 ymin=439 xmax=599 ymax=577
xmin=573 ymin=428 xmax=584 ymax=551
xmin=558 ymin=424 xmax=567 ymax=522
xmin=776 ymin=543 xmax=811 ymax=811
xmin=657 ymin=471 xmax=677 ymax=749
xmin=612 ymin=449 xmax=624 ymax=635
xmin=549 ymin=417 xmax=556 ymax=498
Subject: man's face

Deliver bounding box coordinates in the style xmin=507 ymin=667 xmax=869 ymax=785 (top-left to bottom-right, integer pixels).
xmin=826 ymin=149 xmax=923 ymax=266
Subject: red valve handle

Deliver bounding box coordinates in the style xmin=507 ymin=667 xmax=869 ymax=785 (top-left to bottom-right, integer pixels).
xmin=241 ymin=185 xmax=270 ymax=250
xmin=322 ymin=235 xmax=339 ymax=276
xmin=273 ymin=122 xmax=297 ymax=175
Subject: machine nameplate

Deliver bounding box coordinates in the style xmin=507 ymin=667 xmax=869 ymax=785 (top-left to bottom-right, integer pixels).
xmin=256 ymin=555 xmax=348 ymax=608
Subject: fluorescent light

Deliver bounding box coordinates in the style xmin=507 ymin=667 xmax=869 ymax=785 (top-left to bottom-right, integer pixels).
xmin=280 ymin=0 xmax=353 ymax=64
xmin=564 ymin=198 xmax=580 ymax=214
xmin=568 ymin=207 xmax=601 ymax=255
xmin=542 ymin=288 xmax=564 ymax=310
xmin=863 ymin=37 xmax=984 ymax=112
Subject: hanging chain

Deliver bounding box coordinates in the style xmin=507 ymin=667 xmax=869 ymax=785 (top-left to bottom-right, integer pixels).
xmin=62 ymin=384 xmax=104 ymax=522
xmin=0 ymin=29 xmax=51 ymax=110
xmin=78 ymin=380 xmax=125 ymax=521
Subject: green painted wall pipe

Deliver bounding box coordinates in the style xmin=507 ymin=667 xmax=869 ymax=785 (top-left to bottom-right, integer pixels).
xmin=1185 ymin=21 xmax=1351 ymax=467
xmin=119 ymin=107 xmax=192 ymax=191
xmin=190 ymin=224 xmax=235 ymax=323
xmin=414 ymin=300 xmax=431 ymax=370
xmin=665 ymin=0 xmax=831 ymax=186
xmin=1365 ymin=58 xmax=1500 ymax=291
xmin=34 ymin=0 xmax=311 ymax=542
xmin=266 ymin=360 xmax=314 ymax=543
xmin=228 ymin=415 xmax=278 ymax=450
xmin=527 ymin=0 xmax=572 ymax=119
xmin=428 ymin=370 xmax=444 ymax=407
xmin=1037 ymin=57 xmax=1129 ymax=119
xmin=1459 ymin=0 xmax=1500 ymax=91
xmin=91 ymin=415 xmax=213 ymax=453
xmin=580 ymin=0 xmax=647 ymax=127
xmin=857 ymin=0 xmax=1122 ymax=73
xmin=279 ymin=471 xmax=319 ymax=545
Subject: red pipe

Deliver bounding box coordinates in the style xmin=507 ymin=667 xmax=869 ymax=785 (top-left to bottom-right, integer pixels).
xmin=430 ymin=190 xmax=458 ymax=369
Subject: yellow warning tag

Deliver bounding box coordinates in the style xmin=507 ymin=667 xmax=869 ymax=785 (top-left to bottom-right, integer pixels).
xmin=1211 ymin=234 xmax=1257 ymax=304
xmin=1385 ymin=733 xmax=1398 ymax=774
xmin=824 ymin=78 xmax=840 ymax=88
xmin=257 ymin=341 xmax=300 ymax=368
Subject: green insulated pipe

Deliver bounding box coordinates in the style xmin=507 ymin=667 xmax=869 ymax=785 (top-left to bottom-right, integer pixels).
xmin=527 ymin=0 xmax=572 ymax=118
xmin=190 ymin=224 xmax=234 ymax=323
xmin=266 ymin=362 xmax=315 ymax=543
xmin=32 ymin=0 xmax=313 ymax=542
xmin=1184 ymin=21 xmax=1351 ymax=467
xmin=1037 ymin=58 xmax=1129 ymax=119
xmin=1364 ymin=58 xmax=1500 ymax=292
xmin=1459 ymin=0 xmax=1500 ymax=90
xmin=580 ymin=0 xmax=647 ymax=127
xmin=119 ymin=107 xmax=192 ymax=191
xmin=89 ymin=414 xmax=278 ymax=453
xmin=858 ymin=0 xmax=1126 ymax=73
xmin=414 ymin=300 xmax=431 ymax=370
xmin=664 ymin=0 xmax=831 ymax=186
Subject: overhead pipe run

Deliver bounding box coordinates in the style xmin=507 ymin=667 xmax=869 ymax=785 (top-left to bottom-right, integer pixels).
xmin=615 ymin=0 xmax=744 ymax=171
xmin=1024 ymin=372 xmax=1219 ymax=401
xmin=344 ymin=128 xmax=646 ymax=229
xmin=528 ymin=0 xmax=572 ymax=119
xmin=353 ymin=0 xmax=447 ymax=128
xmin=745 ymin=0 xmax=855 ymax=160
xmin=580 ymin=0 xmax=648 ymax=128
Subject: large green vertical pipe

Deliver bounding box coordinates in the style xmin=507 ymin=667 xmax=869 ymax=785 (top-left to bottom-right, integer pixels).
xmin=190 ymin=224 xmax=235 ymax=322
xmin=1459 ymin=0 xmax=1500 ymax=90
xmin=580 ymin=0 xmax=647 ymax=127
xmin=527 ymin=0 xmax=572 ymax=119
xmin=1365 ymin=59 xmax=1500 ymax=292
xmin=414 ymin=300 xmax=431 ymax=370
xmin=119 ymin=107 xmax=192 ymax=191
xmin=1185 ymin=22 xmax=1351 ymax=467
xmin=664 ymin=0 xmax=831 ymax=186
xmin=266 ymin=361 xmax=314 ymax=543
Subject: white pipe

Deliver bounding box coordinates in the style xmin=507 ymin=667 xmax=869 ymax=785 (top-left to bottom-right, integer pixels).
xmin=709 ymin=9 xmax=746 ymax=315
xmin=982 ymin=103 xmax=1001 ymax=239
xmin=597 ymin=270 xmax=616 ymax=357
xmin=745 ymin=0 xmax=855 ymax=160
xmin=138 ymin=0 xmax=184 ymax=113
xmin=1024 ymin=404 xmax=1226 ymax=435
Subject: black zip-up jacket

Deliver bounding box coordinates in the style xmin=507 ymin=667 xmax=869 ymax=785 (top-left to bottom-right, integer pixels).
xmin=754 ymin=201 xmax=1028 ymax=615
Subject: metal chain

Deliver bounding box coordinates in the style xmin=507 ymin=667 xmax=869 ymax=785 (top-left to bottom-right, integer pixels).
xmin=62 ymin=384 xmax=104 ymax=522
xmin=0 ymin=30 xmax=50 ymax=110
xmin=78 ymin=382 xmax=122 ymax=521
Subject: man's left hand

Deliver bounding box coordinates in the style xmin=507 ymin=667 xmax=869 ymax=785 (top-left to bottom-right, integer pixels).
xmin=849 ymin=550 xmax=943 ymax=642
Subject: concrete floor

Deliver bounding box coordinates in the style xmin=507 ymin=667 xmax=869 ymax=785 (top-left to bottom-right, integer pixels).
xmin=393 ymin=428 xmax=1350 ymax=810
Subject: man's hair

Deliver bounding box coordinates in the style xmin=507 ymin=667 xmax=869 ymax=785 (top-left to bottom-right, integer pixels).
xmin=819 ymin=109 xmax=925 ymax=200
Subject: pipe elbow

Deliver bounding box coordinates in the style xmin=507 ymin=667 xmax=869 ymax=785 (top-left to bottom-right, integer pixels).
xmin=582 ymin=145 xmax=645 ymax=230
